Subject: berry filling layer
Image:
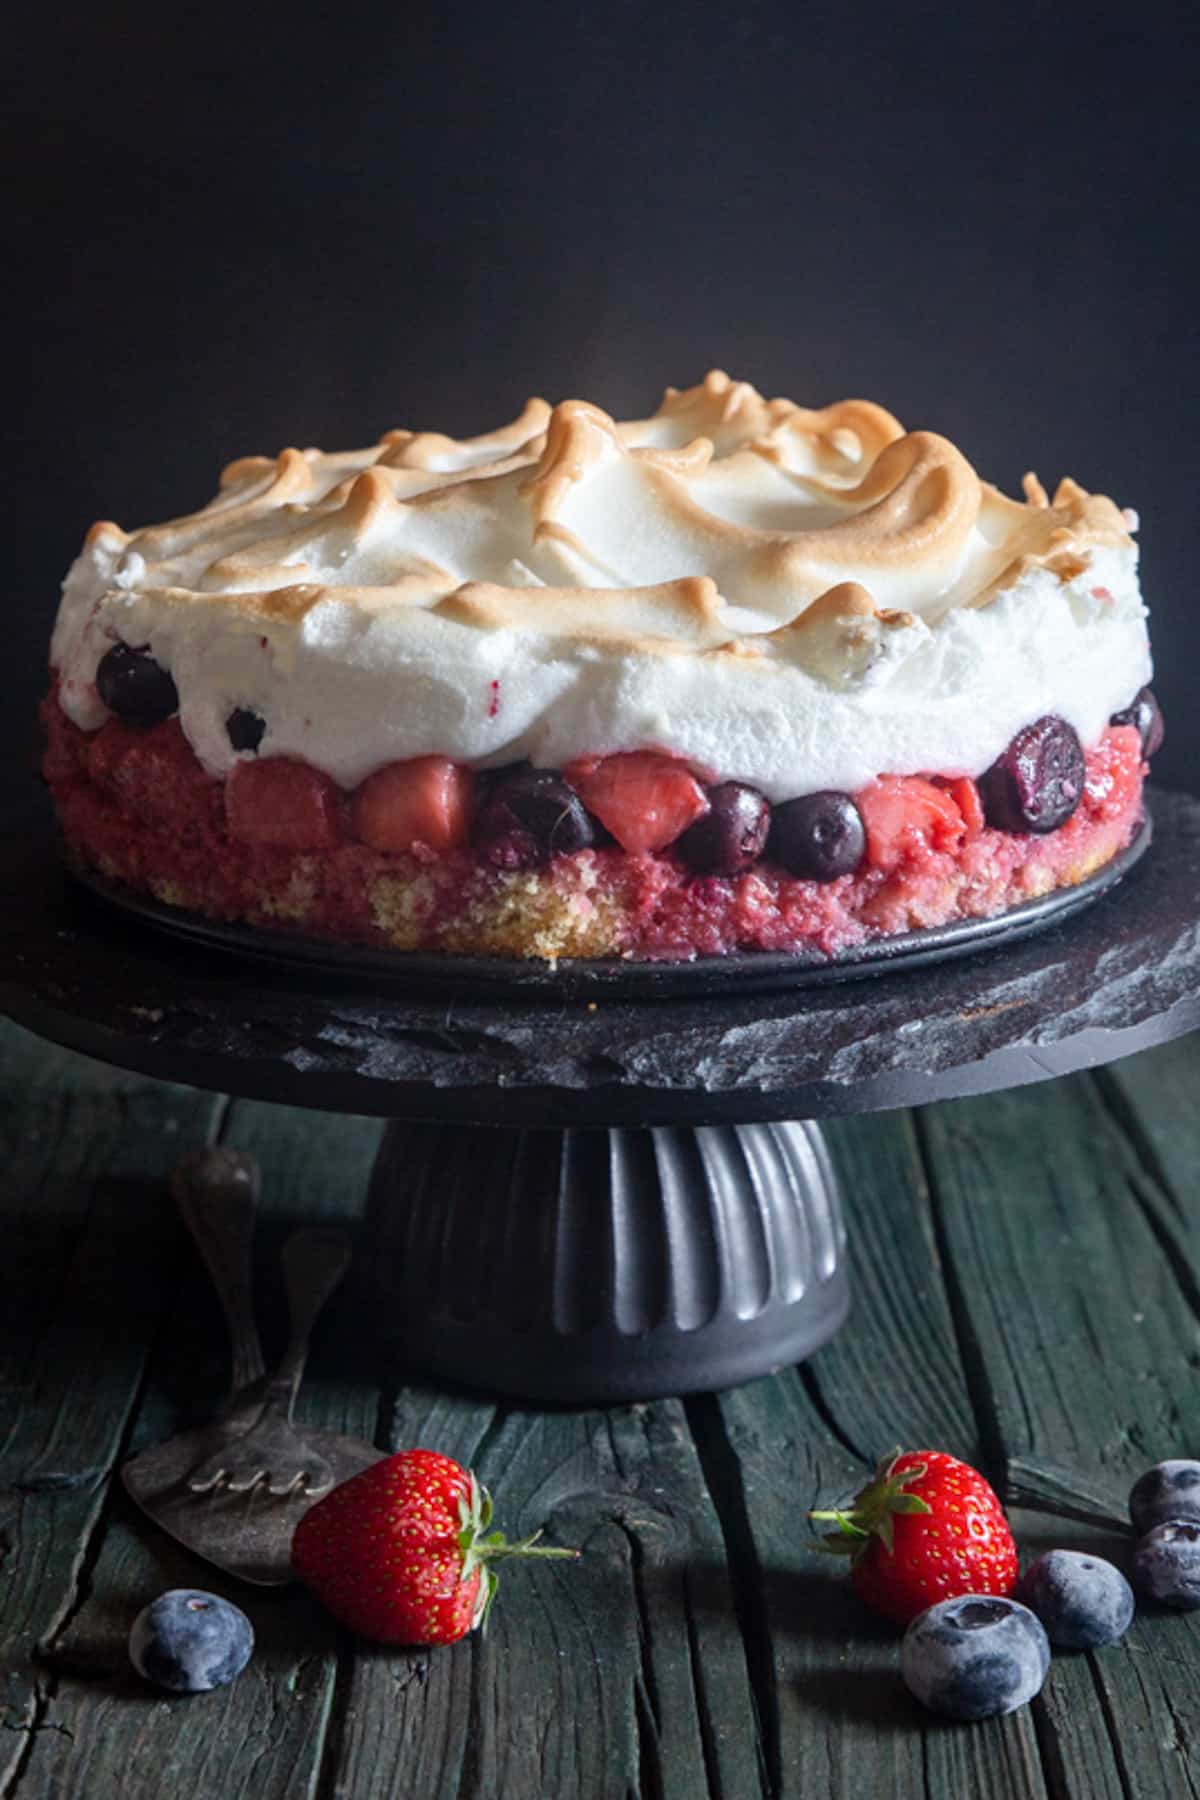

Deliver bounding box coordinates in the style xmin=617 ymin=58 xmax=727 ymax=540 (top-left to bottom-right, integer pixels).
xmin=42 ymin=679 xmax=1151 ymax=962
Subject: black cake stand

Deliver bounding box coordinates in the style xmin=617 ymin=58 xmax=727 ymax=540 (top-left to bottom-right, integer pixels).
xmin=4 ymin=790 xmax=1200 ymax=1404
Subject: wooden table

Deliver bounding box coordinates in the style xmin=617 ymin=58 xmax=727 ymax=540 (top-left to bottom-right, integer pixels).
xmin=2 ymin=1013 xmax=1198 ymax=1798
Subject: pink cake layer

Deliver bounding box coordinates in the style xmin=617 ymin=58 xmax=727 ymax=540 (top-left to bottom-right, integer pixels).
xmin=41 ymin=694 xmax=1146 ymax=963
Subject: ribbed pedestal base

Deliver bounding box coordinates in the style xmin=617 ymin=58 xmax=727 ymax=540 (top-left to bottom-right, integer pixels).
xmin=367 ymin=1119 xmax=848 ymax=1403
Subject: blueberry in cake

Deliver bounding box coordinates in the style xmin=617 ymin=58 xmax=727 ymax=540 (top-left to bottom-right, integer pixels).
xmin=43 ymin=372 xmax=1161 ymax=961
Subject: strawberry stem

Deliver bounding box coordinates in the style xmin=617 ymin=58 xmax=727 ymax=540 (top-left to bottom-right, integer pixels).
xmin=806 ymin=1450 xmax=932 ymax=1564
xmin=457 ymin=1475 xmax=580 ymax=1633
xmin=475 ymin=1532 xmax=580 ymax=1563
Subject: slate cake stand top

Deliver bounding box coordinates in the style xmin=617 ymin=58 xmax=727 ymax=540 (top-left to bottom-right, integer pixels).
xmin=2 ymin=790 xmax=1199 ymax=1127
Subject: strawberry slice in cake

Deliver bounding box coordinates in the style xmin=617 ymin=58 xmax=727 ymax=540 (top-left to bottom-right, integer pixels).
xmin=42 ymin=372 xmax=1160 ymax=962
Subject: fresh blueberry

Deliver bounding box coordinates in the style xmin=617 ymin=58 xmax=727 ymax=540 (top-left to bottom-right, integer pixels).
xmin=1111 ymin=686 xmax=1164 ymax=758
xmin=474 ymin=764 xmax=596 ymax=866
xmin=901 ymin=1595 xmax=1049 ymax=1721
xmin=1129 ymin=1460 xmax=1200 ymax=1535
xmin=677 ymin=782 xmax=770 ymax=875
xmin=769 ymin=790 xmax=865 ymax=881
xmin=226 ymin=707 xmax=266 ymax=753
xmin=1014 ymin=1549 xmax=1134 ymax=1649
xmin=128 ymin=1588 xmax=254 ymax=1693
xmin=95 ymin=643 xmax=179 ymax=725
xmin=978 ymin=715 xmax=1085 ymax=834
xmin=1133 ymin=1521 xmax=1200 ymax=1610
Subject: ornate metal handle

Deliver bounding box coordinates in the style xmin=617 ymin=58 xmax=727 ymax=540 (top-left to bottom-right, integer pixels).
xmin=267 ymin=1228 xmax=352 ymax=1421
xmin=171 ymin=1149 xmax=266 ymax=1402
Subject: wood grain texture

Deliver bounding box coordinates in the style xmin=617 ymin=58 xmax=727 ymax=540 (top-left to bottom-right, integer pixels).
xmin=2 ymin=1017 xmax=1199 ymax=1799
xmin=812 ymin=1110 xmax=979 ymax=1463
xmin=0 ymin=1023 xmax=222 ymax=1790
xmin=916 ymin=1042 xmax=1200 ymax=1798
xmin=10 ymin=1097 xmax=383 ymax=1800
xmin=328 ymin=1395 xmax=764 ymax=1800
xmin=695 ymin=1107 xmax=1049 ymax=1800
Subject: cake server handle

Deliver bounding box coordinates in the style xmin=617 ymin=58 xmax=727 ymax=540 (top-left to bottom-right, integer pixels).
xmin=269 ymin=1228 xmax=352 ymax=1421
xmin=171 ymin=1148 xmax=267 ymax=1402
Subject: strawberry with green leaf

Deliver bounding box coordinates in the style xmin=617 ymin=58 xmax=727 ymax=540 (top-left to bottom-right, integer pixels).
xmin=292 ymin=1448 xmax=578 ymax=1646
xmin=810 ymin=1449 xmax=1017 ymax=1625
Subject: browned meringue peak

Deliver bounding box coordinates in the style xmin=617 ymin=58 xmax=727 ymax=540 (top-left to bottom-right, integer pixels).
xmin=84 ymin=519 xmax=131 ymax=550
xmin=440 ymin=576 xmax=730 ymax=651
xmin=615 ymin=369 xmax=905 ymax=473
xmin=739 ymin=430 xmax=982 ymax=605
xmin=134 ymin=447 xmax=316 ymax=564
xmin=376 ymin=396 xmax=552 ymax=472
xmin=965 ymin=474 xmax=1135 ymax=609
xmin=148 ymin=571 xmax=450 ymax=626
xmin=93 ymin=372 xmax=1136 ymax=642
xmin=504 ymin=400 xmax=986 ymax=613
xmin=754 ymin=582 xmax=919 ymax=682
xmin=214 ymin=398 xmax=550 ymax=489
xmin=199 ymin=467 xmax=453 ymax=595
xmin=618 ymin=367 xmax=794 ymax=450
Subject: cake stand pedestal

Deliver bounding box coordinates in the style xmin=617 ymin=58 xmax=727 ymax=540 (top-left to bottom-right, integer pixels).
xmin=3 ymin=791 xmax=1199 ymax=1403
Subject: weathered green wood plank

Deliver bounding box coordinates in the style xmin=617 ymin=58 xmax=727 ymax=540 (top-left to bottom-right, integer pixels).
xmin=1100 ymin=1034 xmax=1200 ymax=1323
xmin=696 ymin=1378 xmax=1052 ymax=1800
xmin=699 ymin=1109 xmax=1050 ymax=1800
xmin=0 ymin=1021 xmax=223 ymax=1787
xmin=330 ymin=1393 xmax=766 ymax=1800
xmin=1101 ymin=1032 xmax=1200 ymax=1203
xmin=323 ymin=1390 xmax=499 ymax=1800
xmin=917 ymin=1069 xmax=1200 ymax=1798
xmin=5 ymin=1013 xmax=1200 ymax=1800
xmin=814 ymin=1110 xmax=978 ymax=1462
xmin=1 ymin=1038 xmax=761 ymax=1800
xmin=916 ymin=1071 xmax=1200 ymax=1504
xmin=14 ymin=1098 xmax=384 ymax=1800
xmin=1008 ymin=1510 xmax=1139 ymax=1800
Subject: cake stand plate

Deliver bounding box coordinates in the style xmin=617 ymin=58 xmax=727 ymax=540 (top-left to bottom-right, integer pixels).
xmin=3 ymin=791 xmax=1199 ymax=1403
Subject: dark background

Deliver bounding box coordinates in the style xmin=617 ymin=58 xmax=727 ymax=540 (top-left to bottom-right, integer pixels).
xmin=7 ymin=0 xmax=1195 ymax=821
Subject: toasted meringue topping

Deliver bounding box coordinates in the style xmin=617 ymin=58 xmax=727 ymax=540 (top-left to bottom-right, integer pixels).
xmin=51 ymin=372 xmax=1150 ymax=798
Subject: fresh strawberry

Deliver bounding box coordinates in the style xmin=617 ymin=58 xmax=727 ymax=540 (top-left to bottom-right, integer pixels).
xmin=351 ymin=756 xmax=473 ymax=852
xmin=565 ymin=751 xmax=709 ymax=854
xmin=938 ymin=775 xmax=985 ymax=838
xmin=810 ymin=1449 xmax=1017 ymax=1625
xmin=856 ymin=776 xmax=965 ymax=873
xmin=226 ymin=757 xmax=343 ymax=850
xmin=291 ymin=1448 xmax=578 ymax=1646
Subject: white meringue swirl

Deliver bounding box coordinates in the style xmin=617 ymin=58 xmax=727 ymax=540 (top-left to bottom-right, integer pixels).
xmin=50 ymin=371 xmax=1150 ymax=798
